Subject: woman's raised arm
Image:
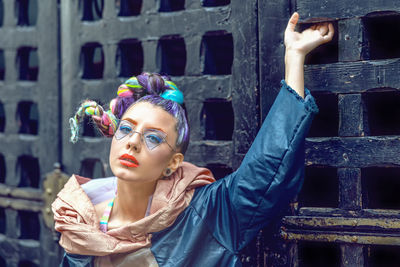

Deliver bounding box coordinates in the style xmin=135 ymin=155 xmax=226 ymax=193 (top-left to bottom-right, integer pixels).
xmin=186 ymin=13 xmax=335 ymax=252
xmin=284 ymin=12 xmax=334 ymax=98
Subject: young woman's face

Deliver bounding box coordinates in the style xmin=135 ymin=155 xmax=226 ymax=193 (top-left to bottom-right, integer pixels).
xmin=109 ymin=102 xmax=178 ymax=184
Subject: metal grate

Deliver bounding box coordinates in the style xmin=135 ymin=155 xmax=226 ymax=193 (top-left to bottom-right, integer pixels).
xmin=0 ymin=0 xmax=60 ymax=265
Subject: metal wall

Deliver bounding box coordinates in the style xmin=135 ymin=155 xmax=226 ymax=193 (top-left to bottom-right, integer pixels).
xmin=0 ymin=0 xmax=399 ymax=266
xmin=260 ymin=1 xmax=400 ymax=266
xmin=0 ymin=0 xmax=60 ymax=266
xmin=60 ymin=0 xmax=259 ymax=265
xmin=61 ymin=0 xmax=259 ymax=179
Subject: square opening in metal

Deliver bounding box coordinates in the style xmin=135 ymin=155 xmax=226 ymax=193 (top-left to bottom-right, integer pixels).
xmin=16 ymin=0 xmax=37 ymax=26
xmin=80 ymin=158 xmax=105 ymax=179
xmin=205 ymin=163 xmax=232 ymax=180
xmin=0 ymin=101 xmax=5 ymax=132
xmin=0 ymin=154 xmax=5 ymax=183
xmin=17 ymin=47 xmax=38 ymax=81
xmin=201 ymin=98 xmax=234 ymax=141
xmin=18 ymin=261 xmax=39 ymax=267
xmin=16 ymin=155 xmax=40 ymax=188
xmin=298 ymin=166 xmax=338 ymax=208
xmin=0 ymin=49 xmax=5 ymax=80
xmin=18 ymin=210 xmax=40 ymax=240
xmin=82 ymin=116 xmax=103 ymax=137
xmin=116 ymin=0 xmax=142 ymax=16
xmin=307 ymin=93 xmax=338 ymax=137
xmin=0 ymin=0 xmax=3 ymax=27
xmin=16 ymin=101 xmax=38 ymax=135
xmin=362 ymin=13 xmax=400 ymax=60
xmin=363 ymin=90 xmax=400 ymax=136
xmin=367 ymin=245 xmax=400 ymax=267
xmin=201 ymin=31 xmax=233 ymax=75
xmin=80 ymin=0 xmax=103 ymax=21
xmin=202 ymin=0 xmax=230 ymax=7
xmin=157 ymin=35 xmax=186 ymax=76
xmin=117 ymin=39 xmax=143 ymax=77
xmin=81 ymin=43 xmax=104 ymax=79
xmin=298 ymin=241 xmax=340 ymax=267
xmin=159 ymin=0 xmax=185 ymax=12
xmin=0 ymin=208 xmax=5 ymax=234
xmin=362 ymin=167 xmax=400 ymax=209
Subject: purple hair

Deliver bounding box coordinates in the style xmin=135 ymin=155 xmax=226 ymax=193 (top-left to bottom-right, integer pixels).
xmin=134 ymin=95 xmax=190 ymax=154
xmin=74 ymin=72 xmax=190 ymax=154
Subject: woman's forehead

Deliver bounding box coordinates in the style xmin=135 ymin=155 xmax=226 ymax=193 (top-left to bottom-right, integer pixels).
xmin=122 ymin=102 xmax=176 ymax=132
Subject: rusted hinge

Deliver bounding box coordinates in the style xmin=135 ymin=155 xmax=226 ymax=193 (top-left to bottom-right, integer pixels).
xmin=42 ymin=163 xmax=69 ymax=229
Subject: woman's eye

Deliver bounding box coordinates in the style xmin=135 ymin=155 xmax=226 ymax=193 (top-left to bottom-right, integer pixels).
xmin=146 ymin=134 xmax=162 ymax=144
xmin=119 ymin=125 xmax=132 ymax=134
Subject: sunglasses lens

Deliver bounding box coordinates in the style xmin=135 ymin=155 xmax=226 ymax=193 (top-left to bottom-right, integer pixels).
xmin=144 ymin=130 xmax=166 ymax=150
xmin=115 ymin=121 xmax=171 ymax=151
xmin=115 ymin=121 xmax=133 ymax=140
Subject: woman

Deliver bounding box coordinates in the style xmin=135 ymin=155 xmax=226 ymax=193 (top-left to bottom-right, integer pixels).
xmin=53 ymin=12 xmax=334 ymax=267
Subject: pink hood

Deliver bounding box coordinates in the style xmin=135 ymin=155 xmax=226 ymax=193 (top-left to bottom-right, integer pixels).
xmin=52 ymin=161 xmax=215 ymax=256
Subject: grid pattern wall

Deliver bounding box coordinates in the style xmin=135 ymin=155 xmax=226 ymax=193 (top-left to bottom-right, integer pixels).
xmin=261 ymin=1 xmax=400 ymax=266
xmin=0 ymin=0 xmax=60 ymax=266
xmin=61 ymin=0 xmax=259 ymax=181
xmin=60 ymin=0 xmax=260 ymax=263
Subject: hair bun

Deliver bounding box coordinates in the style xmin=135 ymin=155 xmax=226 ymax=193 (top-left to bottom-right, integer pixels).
xmin=117 ymin=76 xmax=144 ymax=98
xmin=160 ymin=90 xmax=184 ymax=105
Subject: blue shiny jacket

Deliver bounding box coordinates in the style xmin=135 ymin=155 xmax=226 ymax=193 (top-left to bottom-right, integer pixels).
xmin=62 ymin=81 xmax=318 ymax=267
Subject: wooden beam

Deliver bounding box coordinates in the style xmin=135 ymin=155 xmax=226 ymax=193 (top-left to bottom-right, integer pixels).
xmin=304 ymin=59 xmax=400 ymax=93
xmin=0 ymin=196 xmax=42 ymax=212
xmin=306 ymin=136 xmax=400 ymax=167
xmin=184 ymin=140 xmax=233 ymax=167
xmin=283 ymin=216 xmax=400 ymax=230
xmin=338 ymin=18 xmax=363 ymax=62
xmin=338 ymin=168 xmax=362 ymax=209
xmin=281 ymin=230 xmax=400 ymax=246
xmin=341 ymin=244 xmax=365 ymax=266
xmin=338 ymin=94 xmax=366 ymax=137
xmin=296 ymin=1 xmax=400 ymax=20
xmin=0 ymin=184 xmax=42 ymax=201
xmin=0 ymin=234 xmax=40 ymax=262
xmin=298 ymin=207 xmax=400 ymax=218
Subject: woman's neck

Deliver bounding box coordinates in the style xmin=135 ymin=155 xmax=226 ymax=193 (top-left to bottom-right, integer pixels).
xmin=113 ymin=179 xmax=157 ymax=223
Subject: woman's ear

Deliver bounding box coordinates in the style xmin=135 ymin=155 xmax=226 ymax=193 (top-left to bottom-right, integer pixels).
xmin=167 ymin=152 xmax=184 ymax=173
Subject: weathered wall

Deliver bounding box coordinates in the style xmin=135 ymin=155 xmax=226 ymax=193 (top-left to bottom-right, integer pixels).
xmin=0 ymin=0 xmax=60 ymax=266
xmin=1 ymin=0 xmax=399 ymax=266
xmin=61 ymin=0 xmax=259 ymax=180
xmin=263 ymin=1 xmax=400 ymax=266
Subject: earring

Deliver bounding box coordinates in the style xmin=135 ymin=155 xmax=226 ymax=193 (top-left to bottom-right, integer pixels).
xmin=165 ymin=168 xmax=172 ymax=176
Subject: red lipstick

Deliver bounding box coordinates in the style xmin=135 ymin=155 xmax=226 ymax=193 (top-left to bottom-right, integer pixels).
xmin=119 ymin=154 xmax=139 ymax=168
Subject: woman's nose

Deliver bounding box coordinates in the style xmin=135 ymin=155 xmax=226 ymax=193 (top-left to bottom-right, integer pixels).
xmin=127 ymin=131 xmax=142 ymax=152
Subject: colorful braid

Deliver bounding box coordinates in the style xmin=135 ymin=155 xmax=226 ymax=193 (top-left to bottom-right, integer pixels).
xmin=117 ymin=76 xmax=144 ymax=98
xmin=69 ymin=72 xmax=189 ymax=152
xmin=69 ymin=100 xmax=118 ymax=143
xmin=100 ymin=110 xmax=118 ymax=136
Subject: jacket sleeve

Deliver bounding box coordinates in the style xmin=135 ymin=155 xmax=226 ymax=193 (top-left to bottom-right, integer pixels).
xmin=191 ymin=80 xmax=318 ymax=251
xmin=60 ymin=253 xmax=93 ymax=267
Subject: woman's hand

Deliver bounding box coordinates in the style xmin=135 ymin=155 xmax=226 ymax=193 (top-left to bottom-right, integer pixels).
xmin=284 ymin=12 xmax=334 ymax=57
xmin=284 ymin=12 xmax=334 ymax=98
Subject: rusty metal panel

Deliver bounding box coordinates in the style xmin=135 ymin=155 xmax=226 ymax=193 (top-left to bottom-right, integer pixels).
xmin=0 ymin=0 xmax=61 ymax=266
xmin=61 ymin=0 xmax=259 ymax=265
xmin=61 ymin=0 xmax=259 ymax=177
xmin=259 ymin=1 xmax=400 ymax=267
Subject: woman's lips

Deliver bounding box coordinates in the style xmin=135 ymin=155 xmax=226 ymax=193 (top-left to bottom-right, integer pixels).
xmin=119 ymin=154 xmax=139 ymax=168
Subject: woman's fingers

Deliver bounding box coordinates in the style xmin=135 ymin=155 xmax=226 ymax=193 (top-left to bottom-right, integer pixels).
xmin=285 ymin=12 xmax=335 ymax=54
xmin=318 ymin=23 xmax=328 ymax=36
xmin=286 ymin=12 xmax=299 ymax=33
xmin=322 ymin=23 xmax=334 ymax=43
